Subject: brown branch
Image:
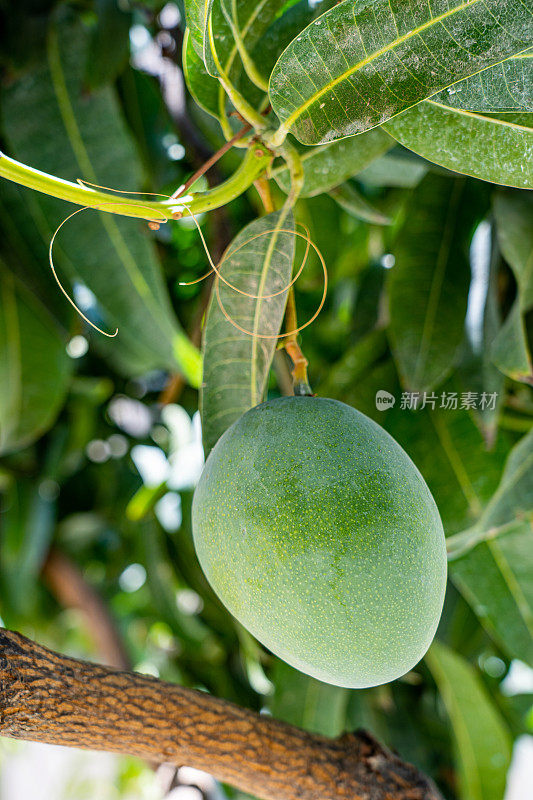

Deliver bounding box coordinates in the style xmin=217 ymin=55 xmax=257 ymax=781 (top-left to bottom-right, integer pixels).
xmin=171 ymin=123 xmax=252 ymax=199
xmin=0 ymin=629 xmax=442 ymax=800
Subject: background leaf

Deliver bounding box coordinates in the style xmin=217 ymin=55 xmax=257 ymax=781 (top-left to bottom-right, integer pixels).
xmin=201 ymin=210 xmax=295 ymax=454
xmin=491 ymin=191 xmax=533 ymax=383
xmin=451 ymin=518 xmax=533 ymax=664
xmin=84 ymin=0 xmax=131 ymax=89
xmin=0 ymin=265 xmax=71 ymax=455
xmin=386 ymin=399 xmax=510 ymax=536
xmin=426 ymin=641 xmax=512 ymax=800
xmin=268 ymin=660 xmax=348 ymax=736
xmin=269 ymin=0 xmax=532 ymax=144
xmin=449 ymin=430 xmax=533 ymax=662
xmin=388 ymin=175 xmax=486 ymax=393
xmin=1 ymin=13 xmax=201 ymax=384
xmin=273 ymin=128 xmax=392 ymax=198
xmin=329 ymin=182 xmax=391 ymax=226
xmin=384 ymin=102 xmax=533 ymax=189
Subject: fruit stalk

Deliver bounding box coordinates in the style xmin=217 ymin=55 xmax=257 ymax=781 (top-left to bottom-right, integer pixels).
xmin=0 ymin=629 xmax=442 ymax=800
xmin=284 ymin=289 xmax=313 ymax=396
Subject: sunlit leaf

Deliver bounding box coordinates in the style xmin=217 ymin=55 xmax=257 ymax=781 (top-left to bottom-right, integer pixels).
xmin=269 ymin=0 xmax=532 ymax=144
xmin=388 ymin=175 xmax=486 ymax=393
xmin=433 ymin=52 xmax=533 ymax=113
xmin=384 ymin=102 xmax=533 ymax=189
xmin=1 ymin=14 xmax=201 ymax=384
xmin=426 ymin=641 xmax=512 ymax=800
xmin=478 ymin=428 xmax=533 ymax=532
xmin=273 ymin=128 xmax=392 ymax=198
xmin=201 ymin=210 xmax=295 ymax=455
xmin=451 ymin=518 xmax=533 ymax=664
xmin=0 ymin=265 xmax=71 ymax=455
xmin=184 ymin=0 xmax=210 ymax=55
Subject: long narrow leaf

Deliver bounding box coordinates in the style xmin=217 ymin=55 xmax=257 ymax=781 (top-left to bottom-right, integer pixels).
xmin=449 ymin=430 xmax=533 ymax=663
xmin=1 ymin=14 xmax=200 ymax=383
xmin=426 ymin=641 xmax=512 ymax=800
xmin=269 ymin=0 xmax=532 ymax=144
xmin=388 ymin=175 xmax=485 ymax=393
xmin=384 ymin=101 xmax=533 ymax=189
xmin=0 ymin=265 xmax=71 ymax=455
xmin=201 ymin=210 xmax=295 ymax=454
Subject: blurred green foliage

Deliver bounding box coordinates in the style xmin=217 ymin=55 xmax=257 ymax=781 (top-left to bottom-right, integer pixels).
xmin=0 ymin=3 xmax=532 ymax=800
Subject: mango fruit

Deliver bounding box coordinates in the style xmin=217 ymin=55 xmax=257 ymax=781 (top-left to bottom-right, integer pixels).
xmin=192 ymin=397 xmax=447 ymax=688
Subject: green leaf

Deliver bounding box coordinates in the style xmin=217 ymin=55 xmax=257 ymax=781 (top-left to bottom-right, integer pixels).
xmin=358 ymin=151 xmax=427 ymax=188
xmin=204 ymin=0 xmax=285 ymax=76
xmin=269 ymin=0 xmax=532 ymax=145
xmin=201 ymin=210 xmax=295 ymax=455
xmin=433 ymin=52 xmax=533 ymax=113
xmin=268 ymin=659 xmax=348 ymax=736
xmin=183 ymin=28 xmax=221 ymax=120
xmin=449 ymin=430 xmax=533 ymax=661
xmin=478 ymin=428 xmax=533 ymax=531
xmin=184 ymin=0 xmax=210 ymax=54
xmin=329 ymin=182 xmax=391 ymax=226
xmin=318 ymin=328 xmax=390 ymax=404
xmin=0 ymin=266 xmax=71 ymax=455
xmin=251 ymin=0 xmax=338 ymax=84
xmin=273 ymin=128 xmax=393 ymax=197
xmin=84 ymin=0 xmax=131 ymax=89
xmin=494 ymin=192 xmax=533 ymax=312
xmin=456 ymin=233 xmax=504 ymax=444
xmin=1 ymin=14 xmax=201 ymax=384
xmin=386 ymin=401 xmax=510 ymax=536
xmin=426 ymin=641 xmax=512 ymax=800
xmin=491 ymin=192 xmax=533 ymax=383
xmin=388 ymin=175 xmax=485 ymax=393
xmin=451 ymin=518 xmax=533 ymax=663
xmin=0 ymin=479 xmax=57 ymax=618
xmin=384 ymin=101 xmax=533 ymax=189
xmin=491 ymin=302 xmax=532 ymax=383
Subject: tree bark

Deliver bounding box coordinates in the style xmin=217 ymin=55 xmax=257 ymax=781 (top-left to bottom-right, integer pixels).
xmin=0 ymin=629 xmax=443 ymax=800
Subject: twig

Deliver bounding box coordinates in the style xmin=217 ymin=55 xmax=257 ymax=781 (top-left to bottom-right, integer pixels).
xmin=171 ymin=123 xmax=252 ymax=199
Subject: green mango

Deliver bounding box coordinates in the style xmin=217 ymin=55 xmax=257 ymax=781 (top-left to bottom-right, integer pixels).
xmin=192 ymin=397 xmax=447 ymax=688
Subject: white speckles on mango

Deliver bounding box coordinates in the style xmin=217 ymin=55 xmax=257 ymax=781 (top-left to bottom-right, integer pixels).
xmin=192 ymin=397 xmax=447 ymax=688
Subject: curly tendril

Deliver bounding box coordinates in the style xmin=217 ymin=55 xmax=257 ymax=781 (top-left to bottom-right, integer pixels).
xmin=49 ymin=181 xmax=327 ymax=343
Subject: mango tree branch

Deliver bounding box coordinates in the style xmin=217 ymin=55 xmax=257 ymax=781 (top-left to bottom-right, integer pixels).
xmin=0 ymin=629 xmax=442 ymax=800
xmin=0 ymin=145 xmax=272 ymax=221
